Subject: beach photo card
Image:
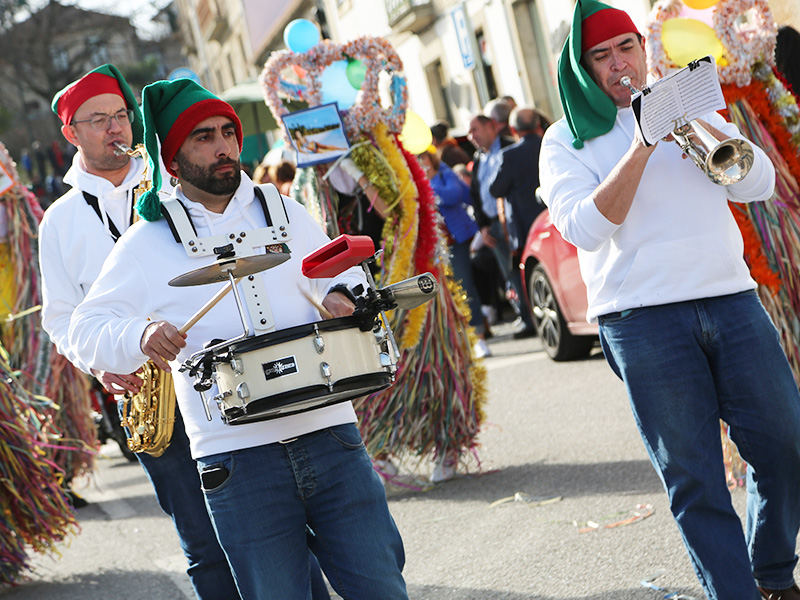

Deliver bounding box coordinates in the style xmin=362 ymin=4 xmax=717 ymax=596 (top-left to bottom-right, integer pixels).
xmin=282 ymin=102 xmax=350 ymax=167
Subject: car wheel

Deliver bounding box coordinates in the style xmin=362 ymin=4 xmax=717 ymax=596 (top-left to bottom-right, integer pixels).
xmin=529 ymin=265 xmax=594 ymax=361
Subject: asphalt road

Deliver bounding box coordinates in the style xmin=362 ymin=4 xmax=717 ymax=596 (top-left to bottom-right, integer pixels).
xmin=1 ymin=324 xmax=771 ymax=599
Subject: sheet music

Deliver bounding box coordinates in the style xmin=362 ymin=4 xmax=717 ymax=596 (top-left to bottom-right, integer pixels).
xmin=630 ymin=56 xmax=726 ymax=146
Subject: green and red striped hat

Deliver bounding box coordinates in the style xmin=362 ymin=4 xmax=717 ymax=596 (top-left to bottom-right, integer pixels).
xmin=51 ymin=64 xmax=143 ymax=146
xmin=557 ymin=0 xmax=640 ymax=149
xmin=137 ymin=78 xmax=243 ymax=221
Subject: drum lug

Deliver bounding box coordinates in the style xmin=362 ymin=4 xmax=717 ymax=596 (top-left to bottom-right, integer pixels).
xmin=230 ymin=356 xmax=244 ymax=376
xmin=213 ymin=389 xmax=233 ymax=409
xmin=314 ymin=326 xmax=325 ymax=354
xmin=380 ymin=352 xmax=395 ymax=371
xmin=320 ymin=362 xmax=333 ymax=391
xmin=236 ymin=382 xmax=250 ymax=400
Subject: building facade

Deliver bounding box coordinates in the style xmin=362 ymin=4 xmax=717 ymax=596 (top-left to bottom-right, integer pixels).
xmin=171 ymin=0 xmax=797 ymax=138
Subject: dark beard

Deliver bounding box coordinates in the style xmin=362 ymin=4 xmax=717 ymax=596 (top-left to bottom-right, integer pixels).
xmin=175 ymin=152 xmax=241 ymax=195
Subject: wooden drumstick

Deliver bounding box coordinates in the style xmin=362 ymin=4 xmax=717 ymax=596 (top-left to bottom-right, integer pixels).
xmin=178 ymin=281 xmax=236 ymax=335
xmin=299 ymin=286 xmax=333 ymax=320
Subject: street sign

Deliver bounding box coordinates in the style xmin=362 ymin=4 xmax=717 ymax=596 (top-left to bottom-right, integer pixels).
xmin=452 ymin=6 xmax=475 ymax=71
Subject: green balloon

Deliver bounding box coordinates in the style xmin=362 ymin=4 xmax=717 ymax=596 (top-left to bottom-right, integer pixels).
xmin=346 ymin=59 xmax=367 ymax=90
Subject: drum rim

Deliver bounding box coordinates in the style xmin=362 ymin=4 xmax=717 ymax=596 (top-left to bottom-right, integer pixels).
xmin=220 ymin=372 xmax=394 ymax=425
xmin=218 ymin=315 xmax=366 ymax=354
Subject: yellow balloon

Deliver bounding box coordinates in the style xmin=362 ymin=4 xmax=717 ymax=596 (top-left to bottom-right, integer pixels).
xmin=399 ymin=110 xmax=433 ymax=155
xmin=662 ymin=17 xmax=724 ymax=67
xmin=682 ymin=0 xmax=720 ymax=8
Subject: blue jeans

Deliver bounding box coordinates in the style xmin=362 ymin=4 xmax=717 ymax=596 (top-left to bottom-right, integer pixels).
xmin=196 ymin=424 xmax=408 ymax=600
xmin=450 ymin=238 xmax=485 ymax=334
xmin=598 ymin=291 xmax=800 ymax=599
xmin=130 ymin=405 xmax=241 ymax=599
xmin=487 ymin=219 xmax=534 ymax=329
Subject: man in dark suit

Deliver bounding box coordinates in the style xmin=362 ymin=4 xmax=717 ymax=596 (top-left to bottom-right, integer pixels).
xmin=468 ymin=113 xmax=536 ymax=338
xmin=489 ymin=107 xmax=547 ymax=249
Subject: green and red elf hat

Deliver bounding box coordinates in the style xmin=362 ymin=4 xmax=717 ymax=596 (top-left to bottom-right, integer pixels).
xmin=557 ymin=0 xmax=640 ymax=149
xmin=51 ymin=64 xmax=144 ymax=146
xmin=136 ymin=78 xmax=243 ymax=221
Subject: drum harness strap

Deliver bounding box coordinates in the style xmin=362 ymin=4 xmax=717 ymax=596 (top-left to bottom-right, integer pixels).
xmin=160 ymin=183 xmax=291 ymax=336
xmin=82 ymin=187 xmax=138 ymax=243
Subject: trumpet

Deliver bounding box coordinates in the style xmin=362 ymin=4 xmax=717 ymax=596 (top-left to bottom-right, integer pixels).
xmin=620 ymin=76 xmax=754 ymax=185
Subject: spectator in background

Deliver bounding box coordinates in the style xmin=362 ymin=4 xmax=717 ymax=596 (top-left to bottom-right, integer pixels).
xmin=31 ymin=141 xmax=48 ymax=184
xmin=484 ymin=98 xmax=513 ymax=138
xmin=489 ymin=106 xmax=548 ymax=249
xmin=452 ymin=163 xmax=471 ymax=188
xmin=252 ymin=160 xmax=273 ymax=185
xmin=19 ymin=149 xmax=32 ymax=180
xmin=500 ymin=95 xmax=517 ymax=112
xmin=269 ymin=159 xmax=296 ymax=196
xmin=776 ymin=26 xmax=800 ymax=95
xmin=418 ymin=149 xmax=489 ymax=359
xmin=532 ymin=108 xmax=552 ymax=133
xmin=430 ymin=120 xmax=471 ymax=168
xmin=48 ymin=140 xmax=66 ymax=176
xmin=468 ymin=112 xmax=536 ymax=339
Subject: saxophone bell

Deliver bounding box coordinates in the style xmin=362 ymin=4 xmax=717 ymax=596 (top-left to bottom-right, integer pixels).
xmin=619 ymin=76 xmax=754 ymax=185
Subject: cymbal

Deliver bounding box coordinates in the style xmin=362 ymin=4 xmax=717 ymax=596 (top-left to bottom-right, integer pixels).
xmin=168 ymin=253 xmax=291 ymax=287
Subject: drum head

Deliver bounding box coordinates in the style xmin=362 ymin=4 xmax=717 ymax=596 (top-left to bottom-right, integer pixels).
xmin=220 ymin=315 xmax=364 ymax=356
xmin=169 ymin=253 xmax=290 ymax=287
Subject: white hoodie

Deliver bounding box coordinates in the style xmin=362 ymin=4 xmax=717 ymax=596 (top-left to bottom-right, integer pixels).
xmin=539 ymin=107 xmax=775 ymax=322
xmin=68 ymin=173 xmax=366 ymax=458
xmin=39 ymin=153 xmax=145 ymax=372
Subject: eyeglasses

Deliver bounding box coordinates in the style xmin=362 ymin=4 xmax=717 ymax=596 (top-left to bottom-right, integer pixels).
xmin=71 ymin=109 xmax=134 ymax=131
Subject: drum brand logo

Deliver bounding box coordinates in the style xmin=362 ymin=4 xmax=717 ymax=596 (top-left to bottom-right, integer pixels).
xmin=262 ymin=356 xmax=299 ymax=380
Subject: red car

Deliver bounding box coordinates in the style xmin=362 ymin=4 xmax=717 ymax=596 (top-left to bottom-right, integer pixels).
xmin=520 ymin=209 xmax=598 ymax=361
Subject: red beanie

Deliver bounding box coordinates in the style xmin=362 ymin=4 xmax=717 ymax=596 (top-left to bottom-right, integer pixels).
xmin=581 ymin=7 xmax=641 ymax=54
xmin=53 ymin=72 xmax=124 ymax=126
xmin=160 ymin=98 xmax=242 ymax=176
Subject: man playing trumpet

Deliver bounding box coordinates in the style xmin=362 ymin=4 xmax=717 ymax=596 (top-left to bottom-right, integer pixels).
xmin=539 ymin=2 xmax=800 ymax=599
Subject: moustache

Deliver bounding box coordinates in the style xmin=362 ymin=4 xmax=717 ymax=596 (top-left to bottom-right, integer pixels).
xmin=213 ymin=158 xmax=239 ymax=169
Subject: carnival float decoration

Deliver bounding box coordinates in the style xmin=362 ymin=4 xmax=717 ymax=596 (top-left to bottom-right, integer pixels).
xmin=261 ymin=23 xmax=486 ymax=478
xmin=646 ymin=0 xmax=800 ymax=487
xmin=0 ymin=142 xmax=94 ymax=585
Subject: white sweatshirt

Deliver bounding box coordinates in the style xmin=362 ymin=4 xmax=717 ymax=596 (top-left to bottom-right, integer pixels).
xmin=39 ymin=153 xmax=144 ymax=372
xmin=68 ymin=174 xmax=366 ymax=458
xmin=539 ymin=106 xmax=775 ymax=322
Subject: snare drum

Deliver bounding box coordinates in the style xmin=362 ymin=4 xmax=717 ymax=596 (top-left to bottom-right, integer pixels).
xmin=210 ymin=316 xmax=395 ymax=424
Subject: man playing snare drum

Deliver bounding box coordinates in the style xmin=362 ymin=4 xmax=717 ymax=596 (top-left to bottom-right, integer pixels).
xmin=69 ymin=78 xmax=408 ymax=600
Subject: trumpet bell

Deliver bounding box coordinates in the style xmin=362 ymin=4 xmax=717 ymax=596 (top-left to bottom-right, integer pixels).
xmin=673 ymin=121 xmax=755 ymax=186
xmin=705 ymin=138 xmax=755 ymax=186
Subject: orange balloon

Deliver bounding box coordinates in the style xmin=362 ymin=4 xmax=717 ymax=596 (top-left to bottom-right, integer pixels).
xmin=682 ymin=0 xmax=720 ymax=8
xmin=662 ymin=17 xmax=724 ymax=67
xmin=291 ymin=64 xmax=307 ymax=79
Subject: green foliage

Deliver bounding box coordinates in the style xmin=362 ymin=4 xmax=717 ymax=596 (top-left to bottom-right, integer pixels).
xmin=0 ymin=105 xmax=13 ymax=135
xmin=117 ymin=56 xmax=160 ymax=94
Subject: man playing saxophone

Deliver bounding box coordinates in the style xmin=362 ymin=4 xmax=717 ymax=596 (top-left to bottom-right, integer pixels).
xmin=39 ymin=64 xmax=242 ymax=600
xmin=539 ymin=2 xmax=800 ymax=599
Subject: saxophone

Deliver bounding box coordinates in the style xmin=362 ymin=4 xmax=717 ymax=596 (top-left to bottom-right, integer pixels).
xmin=114 ymin=142 xmax=177 ymax=457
